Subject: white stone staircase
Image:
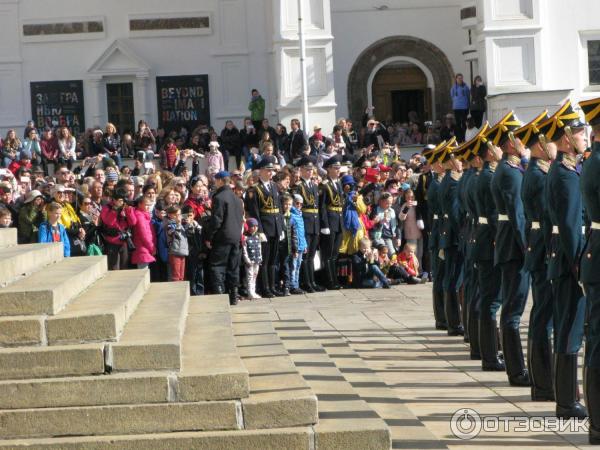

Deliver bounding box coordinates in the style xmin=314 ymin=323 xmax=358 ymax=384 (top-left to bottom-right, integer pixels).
xmin=0 ymin=228 xmax=391 ymax=449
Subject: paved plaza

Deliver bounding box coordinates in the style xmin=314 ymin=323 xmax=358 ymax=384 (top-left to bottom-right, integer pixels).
xmin=236 ymin=285 xmax=594 ymax=450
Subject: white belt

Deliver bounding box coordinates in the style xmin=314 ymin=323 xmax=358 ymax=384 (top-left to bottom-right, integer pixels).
xmin=433 ymin=214 xmax=439 ymax=220
xmin=478 ymin=217 xmax=488 ymax=225
xmin=592 ymin=222 xmax=600 ymax=230
xmin=498 ymin=214 xmax=509 ymax=221
xmin=443 ymin=214 xmax=449 ymax=219
xmin=531 ymin=221 xmax=540 ymax=230
xmin=552 ymin=225 xmax=586 ymax=234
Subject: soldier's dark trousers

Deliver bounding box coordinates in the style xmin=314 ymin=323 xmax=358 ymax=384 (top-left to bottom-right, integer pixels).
xmin=431 ymin=249 xmax=446 ymax=328
xmin=442 ymin=246 xmax=462 ymax=333
xmin=320 ymin=231 xmax=342 ymax=288
xmin=260 ymin=238 xmax=280 ymax=294
xmin=584 ymin=283 xmax=600 ymax=442
xmin=553 ymin=274 xmax=586 ymax=418
xmin=499 ymin=260 xmax=530 ymax=378
xmin=301 ymin=233 xmax=319 ymax=288
xmin=478 ymin=259 xmax=502 ymax=366
xmin=467 ymin=261 xmax=481 ymax=357
xmin=528 ymin=269 xmax=554 ymax=399
xmin=209 ymin=243 xmax=241 ymax=294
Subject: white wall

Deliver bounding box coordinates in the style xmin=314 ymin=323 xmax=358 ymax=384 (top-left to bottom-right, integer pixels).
xmin=330 ymin=0 xmax=467 ymax=119
xmin=9 ymin=0 xmax=273 ymax=134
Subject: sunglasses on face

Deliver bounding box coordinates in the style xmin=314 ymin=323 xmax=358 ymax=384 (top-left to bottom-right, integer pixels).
xmin=82 ymin=201 xmax=92 ymax=205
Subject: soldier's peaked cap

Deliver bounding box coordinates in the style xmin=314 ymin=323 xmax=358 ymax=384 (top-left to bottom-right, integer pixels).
xmin=537 ymin=100 xmax=586 ymax=142
xmin=579 ymin=96 xmax=600 ymax=127
xmin=513 ymin=110 xmax=549 ymax=148
xmin=485 ymin=111 xmax=522 ymax=147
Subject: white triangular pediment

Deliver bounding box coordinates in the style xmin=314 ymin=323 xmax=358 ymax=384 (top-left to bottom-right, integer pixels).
xmin=88 ymin=40 xmax=150 ymax=77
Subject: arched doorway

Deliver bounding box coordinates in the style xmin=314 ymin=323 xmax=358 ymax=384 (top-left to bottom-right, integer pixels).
xmin=347 ymin=36 xmax=454 ymax=125
xmin=370 ymin=58 xmax=432 ymax=124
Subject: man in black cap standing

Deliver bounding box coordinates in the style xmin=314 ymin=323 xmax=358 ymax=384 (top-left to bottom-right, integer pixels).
xmin=542 ymin=100 xmax=588 ymax=419
xmin=207 ymin=171 xmax=245 ymax=305
xmin=293 ymin=156 xmax=324 ymax=292
xmin=319 ymin=155 xmax=344 ymax=289
xmin=245 ymin=156 xmax=284 ymax=297
xmin=580 ymin=96 xmax=600 ymax=444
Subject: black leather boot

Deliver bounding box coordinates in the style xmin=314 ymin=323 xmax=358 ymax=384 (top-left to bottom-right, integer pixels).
xmin=228 ymin=287 xmax=239 ymax=306
xmin=444 ymin=291 xmax=464 ymax=336
xmin=326 ymin=260 xmax=340 ymax=290
xmin=528 ymin=337 xmax=554 ymax=401
xmin=460 ymin=288 xmax=469 ymax=343
xmin=433 ymin=289 xmax=447 ymax=330
xmin=269 ymin=266 xmax=283 ymax=297
xmin=468 ymin=314 xmax=481 ymax=360
xmin=309 ymin=260 xmax=325 ymax=292
xmin=260 ymin=268 xmax=274 ymax=298
xmin=502 ymin=327 xmax=530 ymax=387
xmin=555 ymin=353 xmax=588 ymax=419
xmin=480 ymin=319 xmax=505 ymax=371
xmin=586 ymin=366 xmax=600 ymax=444
xmin=301 ymin=262 xmax=315 ymax=293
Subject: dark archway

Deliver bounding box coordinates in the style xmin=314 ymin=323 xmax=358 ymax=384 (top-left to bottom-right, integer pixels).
xmin=347 ymin=36 xmax=455 ymax=125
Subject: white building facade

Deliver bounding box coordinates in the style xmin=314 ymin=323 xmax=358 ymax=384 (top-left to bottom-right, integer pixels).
xmin=0 ymin=0 xmax=598 ymax=136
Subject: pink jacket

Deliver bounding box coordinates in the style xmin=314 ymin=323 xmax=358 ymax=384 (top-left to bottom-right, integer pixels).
xmin=130 ymin=208 xmax=156 ymax=265
xmin=99 ymin=202 xmax=137 ymax=246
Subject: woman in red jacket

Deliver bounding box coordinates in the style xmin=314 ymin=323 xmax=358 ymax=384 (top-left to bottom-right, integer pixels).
xmin=100 ymin=188 xmax=136 ymax=270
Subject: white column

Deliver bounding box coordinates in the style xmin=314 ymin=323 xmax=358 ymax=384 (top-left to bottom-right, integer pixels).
xmin=88 ymin=77 xmax=105 ymax=128
xmin=136 ymin=74 xmax=150 ymax=124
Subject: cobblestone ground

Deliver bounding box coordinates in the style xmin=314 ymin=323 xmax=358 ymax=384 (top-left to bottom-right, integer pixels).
xmin=235 ymin=284 xmax=594 ymax=450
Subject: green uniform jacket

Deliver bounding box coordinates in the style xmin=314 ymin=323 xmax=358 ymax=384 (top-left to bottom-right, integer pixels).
xmin=580 ymin=141 xmax=600 ymax=284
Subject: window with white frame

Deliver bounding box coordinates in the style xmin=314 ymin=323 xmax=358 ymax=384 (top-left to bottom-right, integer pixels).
xmin=588 ymin=40 xmax=600 ymax=85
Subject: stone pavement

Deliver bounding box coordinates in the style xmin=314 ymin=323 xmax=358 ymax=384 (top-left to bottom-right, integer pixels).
xmin=235 ymin=284 xmax=595 ymax=450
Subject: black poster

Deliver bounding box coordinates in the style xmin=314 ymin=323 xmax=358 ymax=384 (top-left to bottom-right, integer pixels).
xmin=30 ymin=80 xmax=85 ymax=135
xmin=156 ymin=75 xmax=210 ymax=133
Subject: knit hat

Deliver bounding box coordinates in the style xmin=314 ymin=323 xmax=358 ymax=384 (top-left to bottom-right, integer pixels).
xmin=106 ymin=171 xmax=118 ymax=183
xmin=246 ymin=217 xmax=258 ymax=227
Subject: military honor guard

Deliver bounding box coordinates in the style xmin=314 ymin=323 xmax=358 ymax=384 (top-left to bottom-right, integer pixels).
xmin=293 ymin=156 xmax=325 ymax=293
xmin=456 ymin=123 xmax=489 ymax=360
xmin=514 ymin=111 xmax=557 ymax=401
xmin=579 ymin=96 xmax=600 ymax=443
xmin=487 ymin=112 xmax=532 ymax=386
xmin=244 ymin=156 xmax=284 ymax=298
xmin=540 ymin=100 xmax=588 ymax=419
xmin=423 ymin=141 xmax=449 ymax=330
xmin=456 ymin=143 xmax=472 ymax=343
xmin=437 ymin=138 xmax=465 ymax=336
xmin=319 ymin=155 xmax=344 ymax=290
xmin=473 ymin=123 xmax=505 ymax=371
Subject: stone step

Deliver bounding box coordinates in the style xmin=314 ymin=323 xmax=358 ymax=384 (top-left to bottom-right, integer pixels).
xmin=0 ymin=428 xmax=313 ymax=449
xmin=268 ymin=316 xmax=392 ymax=450
xmin=0 ymin=343 xmax=105 ymax=381
xmin=0 ymin=256 xmax=107 ymax=316
xmin=0 ymin=372 xmax=170 ymax=409
xmin=0 ymin=315 xmax=44 ymax=347
xmin=232 ymin=311 xmax=318 ymax=430
xmin=276 ymin=318 xmax=447 ymax=450
xmin=46 ymin=270 xmax=150 ymax=345
xmin=177 ymin=295 xmax=250 ymax=401
xmin=0 ymin=243 xmax=63 ymax=287
xmin=108 ymin=282 xmax=190 ymax=372
xmin=0 ymin=401 xmax=240 ymax=440
xmin=0 ymin=228 xmax=17 ymax=248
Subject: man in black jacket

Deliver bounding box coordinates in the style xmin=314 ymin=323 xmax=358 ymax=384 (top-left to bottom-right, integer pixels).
xmin=207 ymin=171 xmax=244 ymax=305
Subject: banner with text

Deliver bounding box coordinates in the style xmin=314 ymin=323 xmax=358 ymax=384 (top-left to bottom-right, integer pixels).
xmin=156 ymin=75 xmax=210 ymax=133
xmin=30 ymin=80 xmax=85 ymax=135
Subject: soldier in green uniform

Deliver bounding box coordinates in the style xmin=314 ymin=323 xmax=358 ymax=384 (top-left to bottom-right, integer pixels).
xmin=438 ymin=138 xmax=465 ymax=336
xmin=423 ymin=141 xmax=449 ymax=329
xmin=515 ymin=111 xmax=556 ymax=401
xmin=541 ymin=100 xmax=588 ymax=419
xmin=457 ymin=123 xmax=489 ymax=359
xmin=489 ymin=112 xmax=532 ymax=387
xmin=579 ymin=96 xmax=600 ymax=443
xmin=456 ymin=144 xmax=472 ymax=343
xmin=474 ymin=123 xmax=505 ymax=371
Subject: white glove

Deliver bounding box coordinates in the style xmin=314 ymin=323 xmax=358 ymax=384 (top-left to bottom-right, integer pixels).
xmin=417 ymin=219 xmax=425 ymax=230
xmin=320 ymin=228 xmax=331 ymax=235
xmin=438 ymin=249 xmax=445 ymax=261
xmin=259 ymin=233 xmax=267 ymax=243
xmin=280 ymin=231 xmax=285 ymax=241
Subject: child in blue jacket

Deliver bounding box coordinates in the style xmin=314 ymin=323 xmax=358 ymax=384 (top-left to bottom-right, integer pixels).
xmin=39 ymin=201 xmax=70 ymax=257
